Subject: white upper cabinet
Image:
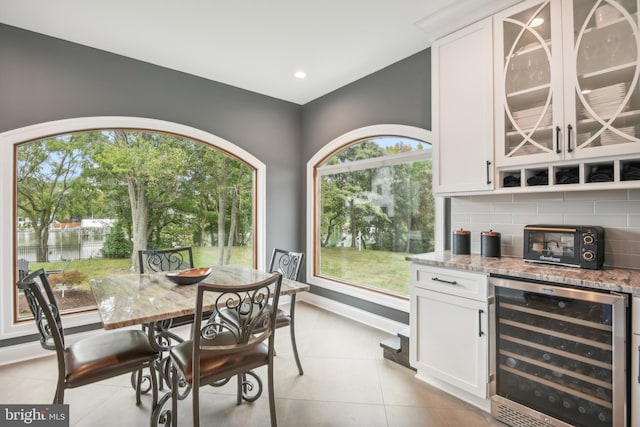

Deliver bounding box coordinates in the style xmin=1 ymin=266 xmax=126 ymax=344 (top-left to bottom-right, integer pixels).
xmin=432 ymin=18 xmax=494 ymax=194
xmin=495 ymin=0 xmax=640 ymax=168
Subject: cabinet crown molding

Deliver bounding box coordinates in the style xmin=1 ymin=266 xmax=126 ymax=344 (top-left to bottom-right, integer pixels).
xmin=416 ymin=0 xmax=524 ymax=44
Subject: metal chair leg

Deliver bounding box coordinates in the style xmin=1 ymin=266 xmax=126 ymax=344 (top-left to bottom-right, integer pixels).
xmin=288 ymin=295 xmax=304 ymax=375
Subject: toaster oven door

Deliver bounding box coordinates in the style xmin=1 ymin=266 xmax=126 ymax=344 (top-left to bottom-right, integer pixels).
xmin=524 ymin=227 xmax=579 ymax=266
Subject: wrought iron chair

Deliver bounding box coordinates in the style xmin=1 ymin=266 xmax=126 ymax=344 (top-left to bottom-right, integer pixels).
xmin=168 ymin=273 xmax=282 ymax=427
xmin=17 ymin=269 xmax=159 ymax=412
xmin=138 ymin=246 xmax=194 ymax=274
xmin=268 ymin=248 xmax=304 ymax=375
xmin=17 ymin=258 xmax=30 ymax=280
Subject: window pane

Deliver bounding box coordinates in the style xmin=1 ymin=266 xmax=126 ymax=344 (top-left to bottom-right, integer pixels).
xmin=16 ymin=129 xmax=255 ymax=319
xmin=317 ymin=137 xmax=433 ymax=296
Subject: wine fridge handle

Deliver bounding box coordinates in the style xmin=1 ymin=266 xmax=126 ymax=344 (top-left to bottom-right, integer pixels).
xmin=478 ymin=309 xmax=485 ymax=337
xmin=431 ymin=277 xmax=457 ymax=285
xmin=637 ymin=345 xmax=640 ymax=383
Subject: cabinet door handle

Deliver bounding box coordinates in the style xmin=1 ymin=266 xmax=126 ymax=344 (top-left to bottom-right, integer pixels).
xmin=486 ymin=160 xmax=492 ymax=185
xmin=555 ymin=126 xmax=561 ymax=154
xmin=478 ymin=309 xmax=485 ymax=337
xmin=431 ymin=277 xmax=457 ymax=285
xmin=567 ymin=124 xmax=573 ymax=153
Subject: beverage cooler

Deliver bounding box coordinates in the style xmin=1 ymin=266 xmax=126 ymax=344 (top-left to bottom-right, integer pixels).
xmin=490 ymin=276 xmax=629 ymax=427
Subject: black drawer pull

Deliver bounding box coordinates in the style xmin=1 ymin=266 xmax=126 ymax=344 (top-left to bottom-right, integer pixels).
xmin=486 ymin=160 xmax=492 ymax=185
xmin=479 ymin=309 xmax=485 ymax=337
xmin=431 ymin=277 xmax=458 ymax=285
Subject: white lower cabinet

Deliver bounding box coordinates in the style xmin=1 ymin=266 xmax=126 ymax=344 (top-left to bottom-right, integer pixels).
xmin=410 ymin=265 xmax=490 ymax=410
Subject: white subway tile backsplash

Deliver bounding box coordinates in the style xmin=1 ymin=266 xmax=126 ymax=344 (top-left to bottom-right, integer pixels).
xmin=469 ymin=213 xmax=513 ymax=224
xmin=449 ymin=190 xmax=639 ymax=269
xmin=512 ymin=214 xmax=564 ymax=225
xmin=595 ymin=201 xmax=640 ymax=214
xmin=538 ymin=201 xmax=595 ymax=213
xmin=565 ymin=189 xmax=628 ymax=200
xmin=451 ymin=198 xmax=491 ymax=213
xmin=452 ymin=213 xmax=471 ymax=224
xmin=491 ymin=202 xmax=537 ymax=213
xmin=469 ymin=194 xmax=514 ymax=203
xmin=513 ymin=192 xmax=564 ymax=202
xmin=629 ymin=189 xmax=640 ymax=200
xmin=564 ymin=214 xmax=627 ymax=227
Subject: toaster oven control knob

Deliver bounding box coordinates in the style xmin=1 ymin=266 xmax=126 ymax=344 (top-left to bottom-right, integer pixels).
xmin=583 ymin=234 xmax=595 ymax=245
xmin=583 ymin=251 xmax=595 ymax=261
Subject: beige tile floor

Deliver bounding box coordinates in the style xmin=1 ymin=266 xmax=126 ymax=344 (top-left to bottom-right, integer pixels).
xmin=0 ymin=302 xmax=506 ymax=427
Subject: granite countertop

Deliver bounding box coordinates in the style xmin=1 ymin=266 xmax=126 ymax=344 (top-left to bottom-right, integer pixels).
xmin=407 ymin=252 xmax=640 ymax=296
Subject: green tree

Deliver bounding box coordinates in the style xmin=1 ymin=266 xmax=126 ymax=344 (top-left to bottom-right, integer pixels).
xmin=16 ymin=133 xmax=93 ymax=262
xmin=86 ymin=130 xmax=191 ymax=271
xmin=102 ymin=221 xmax=133 ymax=258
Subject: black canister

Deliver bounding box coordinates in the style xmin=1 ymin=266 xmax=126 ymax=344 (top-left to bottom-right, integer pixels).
xmin=481 ymin=230 xmax=501 ymax=257
xmin=452 ymin=228 xmax=471 ymax=255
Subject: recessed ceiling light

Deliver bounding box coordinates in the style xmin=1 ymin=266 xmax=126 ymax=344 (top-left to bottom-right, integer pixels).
xmin=294 ymin=70 xmax=307 ymax=79
xmin=530 ymin=17 xmax=544 ymax=27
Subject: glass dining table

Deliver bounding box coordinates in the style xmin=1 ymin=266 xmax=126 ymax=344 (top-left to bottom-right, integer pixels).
xmin=89 ymin=264 xmax=309 ymax=426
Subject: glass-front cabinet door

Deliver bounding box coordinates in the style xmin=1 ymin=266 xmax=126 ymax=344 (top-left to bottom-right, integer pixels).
xmin=495 ymin=0 xmax=565 ymax=167
xmin=496 ymin=0 xmax=640 ymax=168
xmin=564 ymin=0 xmax=640 ymax=158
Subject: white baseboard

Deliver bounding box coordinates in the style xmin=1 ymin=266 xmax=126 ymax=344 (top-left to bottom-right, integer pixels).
xmin=299 ymin=292 xmax=407 ymax=335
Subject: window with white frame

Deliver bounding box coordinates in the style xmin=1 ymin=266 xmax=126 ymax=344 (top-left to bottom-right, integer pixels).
xmin=2 ymin=117 xmax=266 ymax=332
xmin=307 ymin=126 xmax=435 ymax=300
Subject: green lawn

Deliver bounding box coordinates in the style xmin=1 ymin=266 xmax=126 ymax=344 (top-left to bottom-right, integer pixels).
xmin=26 ymin=246 xmax=410 ymax=306
xmin=320 ymin=247 xmax=411 ymax=295
xmin=29 ymin=246 xmax=254 ymax=292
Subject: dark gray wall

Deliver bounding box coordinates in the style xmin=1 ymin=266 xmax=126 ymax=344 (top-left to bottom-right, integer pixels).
xmin=299 ymin=50 xmax=431 ymax=323
xmin=301 ymin=49 xmax=431 ymax=160
xmin=0 ymin=24 xmax=303 ymax=259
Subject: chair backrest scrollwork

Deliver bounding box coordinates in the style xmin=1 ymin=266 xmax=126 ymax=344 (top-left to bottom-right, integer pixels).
xmin=17 ymin=269 xmax=65 ymax=353
xmin=268 ymin=249 xmax=303 ymax=281
xmin=193 ymin=273 xmax=282 ymax=356
xmin=138 ymin=246 xmax=194 ymax=273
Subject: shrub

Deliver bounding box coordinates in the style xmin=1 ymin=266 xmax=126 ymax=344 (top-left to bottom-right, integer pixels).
xmin=102 ymin=221 xmax=133 ymax=258
xmin=48 ymin=269 xmax=87 ymax=286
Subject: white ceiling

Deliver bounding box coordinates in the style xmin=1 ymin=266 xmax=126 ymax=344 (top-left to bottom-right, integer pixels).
xmin=0 ymin=0 xmax=521 ymax=104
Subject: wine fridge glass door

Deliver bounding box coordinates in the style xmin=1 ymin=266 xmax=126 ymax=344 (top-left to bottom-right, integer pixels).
xmin=490 ymin=276 xmax=627 ymax=427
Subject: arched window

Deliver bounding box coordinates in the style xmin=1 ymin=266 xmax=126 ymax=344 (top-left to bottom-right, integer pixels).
xmin=307 ymin=125 xmax=439 ymax=309
xmin=3 ymin=117 xmax=265 ymax=330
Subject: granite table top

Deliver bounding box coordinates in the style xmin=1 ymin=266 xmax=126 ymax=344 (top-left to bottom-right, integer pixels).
xmin=407 ymin=252 xmax=640 ymax=296
xmin=90 ymin=264 xmax=310 ymax=330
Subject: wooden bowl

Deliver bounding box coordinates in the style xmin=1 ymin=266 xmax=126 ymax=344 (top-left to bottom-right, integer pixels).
xmin=165 ymin=267 xmax=212 ymax=285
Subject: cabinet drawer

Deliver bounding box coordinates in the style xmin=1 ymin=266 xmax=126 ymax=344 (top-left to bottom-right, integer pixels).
xmin=412 ymin=265 xmax=487 ymax=300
